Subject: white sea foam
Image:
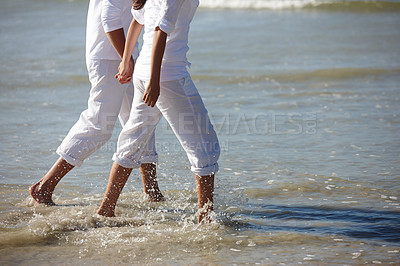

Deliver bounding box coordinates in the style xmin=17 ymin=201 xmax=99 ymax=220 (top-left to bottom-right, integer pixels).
xmin=199 ymin=0 xmax=333 ymax=9
xmin=198 ymin=0 xmax=400 ymax=10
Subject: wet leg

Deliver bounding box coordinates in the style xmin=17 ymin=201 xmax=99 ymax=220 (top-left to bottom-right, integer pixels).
xmin=97 ymin=162 xmax=132 ymax=217
xmin=195 ymin=174 xmax=215 ymax=223
xmin=140 ymin=163 xmax=164 ymax=202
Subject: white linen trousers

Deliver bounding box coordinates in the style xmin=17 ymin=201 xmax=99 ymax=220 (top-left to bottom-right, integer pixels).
xmin=57 ymin=59 xmax=157 ymax=167
xmin=113 ymin=76 xmax=220 ymax=176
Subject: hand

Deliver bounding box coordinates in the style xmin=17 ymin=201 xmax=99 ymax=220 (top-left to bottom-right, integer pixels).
xmin=143 ymin=80 xmax=160 ymax=107
xmin=115 ymin=59 xmax=134 ymax=84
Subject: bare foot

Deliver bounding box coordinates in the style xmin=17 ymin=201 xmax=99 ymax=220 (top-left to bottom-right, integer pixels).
xmin=198 ymin=209 xmax=213 ymax=224
xmin=147 ymin=189 xmax=165 ymax=202
xmin=29 ymin=182 xmax=55 ymax=206
xmin=198 ymin=215 xmax=210 ymax=224
xmin=97 ymin=208 xmax=116 ymax=217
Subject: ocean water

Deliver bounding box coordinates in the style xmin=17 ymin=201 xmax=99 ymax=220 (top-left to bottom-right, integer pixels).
xmin=1 ymin=0 xmax=400 ymax=265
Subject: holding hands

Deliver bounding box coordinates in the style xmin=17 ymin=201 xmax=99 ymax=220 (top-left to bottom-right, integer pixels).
xmin=115 ymin=58 xmax=134 ymax=84
xmin=115 ymin=58 xmax=160 ymax=108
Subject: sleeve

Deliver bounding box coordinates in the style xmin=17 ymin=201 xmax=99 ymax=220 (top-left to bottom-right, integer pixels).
xmin=132 ymin=7 xmax=145 ymax=25
xmin=101 ymin=0 xmax=125 ymax=33
xmin=155 ymin=0 xmax=185 ymax=35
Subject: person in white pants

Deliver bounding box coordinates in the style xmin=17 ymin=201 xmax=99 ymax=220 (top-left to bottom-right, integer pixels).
xmin=97 ymin=0 xmax=220 ymax=223
xmin=29 ymin=0 xmax=163 ymax=206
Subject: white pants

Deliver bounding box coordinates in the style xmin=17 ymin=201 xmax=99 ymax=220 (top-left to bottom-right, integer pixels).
xmin=113 ymin=76 xmax=220 ymax=176
xmin=57 ymin=59 xmax=157 ymax=167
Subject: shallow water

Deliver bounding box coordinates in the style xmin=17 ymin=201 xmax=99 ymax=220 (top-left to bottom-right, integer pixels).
xmin=1 ymin=0 xmax=400 ymax=265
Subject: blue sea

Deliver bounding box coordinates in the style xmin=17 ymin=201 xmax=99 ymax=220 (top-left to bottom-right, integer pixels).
xmin=1 ymin=0 xmax=400 ymax=264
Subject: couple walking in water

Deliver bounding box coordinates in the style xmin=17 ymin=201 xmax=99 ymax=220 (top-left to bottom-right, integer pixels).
xmin=29 ymin=0 xmax=220 ymax=223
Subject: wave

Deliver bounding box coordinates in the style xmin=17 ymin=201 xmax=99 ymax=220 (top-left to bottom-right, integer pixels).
xmin=237 ymin=203 xmax=400 ymax=242
xmin=192 ymin=68 xmax=400 ymax=85
xmin=269 ymin=67 xmax=400 ymax=83
xmin=199 ymin=0 xmax=400 ymax=11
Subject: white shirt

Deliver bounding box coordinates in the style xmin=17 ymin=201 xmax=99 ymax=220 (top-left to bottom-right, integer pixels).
xmin=86 ymin=0 xmax=139 ymax=60
xmin=132 ymin=0 xmax=199 ymax=82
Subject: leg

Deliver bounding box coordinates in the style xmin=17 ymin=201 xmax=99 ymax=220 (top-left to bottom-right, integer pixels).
xmin=99 ymin=79 xmax=162 ymax=216
xmin=112 ymin=78 xmax=162 ymax=169
xmin=140 ymin=163 xmax=164 ymax=202
xmin=155 ymin=77 xmax=220 ymax=223
xmin=119 ymin=82 xmax=162 ymax=201
xmin=195 ymin=174 xmax=215 ymax=223
xmin=30 ymin=60 xmax=128 ymax=203
xmin=29 ymin=157 xmax=74 ymax=205
xmin=97 ymin=162 xmax=133 ymax=217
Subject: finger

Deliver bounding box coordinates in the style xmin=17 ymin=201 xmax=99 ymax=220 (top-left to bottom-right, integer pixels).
xmin=118 ymin=77 xmax=128 ymax=83
xmin=147 ymin=97 xmax=153 ymax=107
xmin=118 ymin=76 xmax=127 ymax=84
xmin=121 ymin=78 xmax=132 ymax=84
xmin=153 ymin=96 xmax=159 ymax=107
xmin=150 ymin=98 xmax=157 ymax=107
xmin=120 ymin=75 xmax=132 ymax=82
xmin=118 ymin=75 xmax=125 ymax=82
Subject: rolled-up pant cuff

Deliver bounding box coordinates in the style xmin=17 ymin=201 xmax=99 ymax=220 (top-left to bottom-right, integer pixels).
xmin=112 ymin=153 xmax=141 ymax=169
xmin=191 ymin=163 xmax=219 ymax=176
xmin=140 ymin=154 xmax=158 ymax=164
xmin=56 ymin=147 xmax=84 ymax=167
